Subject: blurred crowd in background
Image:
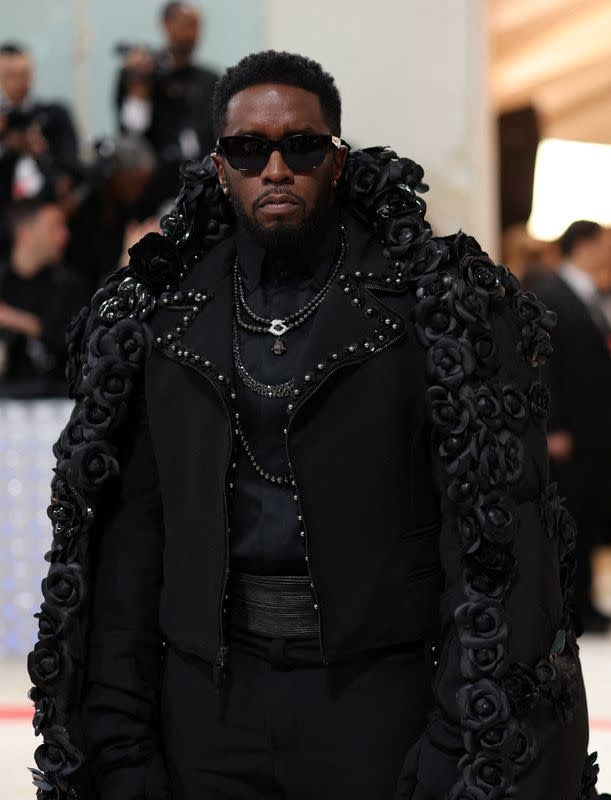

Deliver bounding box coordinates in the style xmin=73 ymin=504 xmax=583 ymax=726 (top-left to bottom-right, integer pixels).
xmin=0 ymin=1 xmax=217 ymax=398
xmin=1 ymin=1 xmax=611 ymax=636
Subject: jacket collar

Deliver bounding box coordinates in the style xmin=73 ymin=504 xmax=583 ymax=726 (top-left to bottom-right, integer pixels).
xmin=152 ymin=210 xmax=407 ymax=418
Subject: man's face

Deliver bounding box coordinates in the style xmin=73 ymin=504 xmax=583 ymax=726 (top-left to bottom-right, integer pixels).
xmin=164 ymin=6 xmax=200 ymax=60
xmin=19 ymin=205 xmax=69 ymax=267
xmin=212 ymin=83 xmax=347 ymax=250
xmin=0 ymin=53 xmax=33 ymax=106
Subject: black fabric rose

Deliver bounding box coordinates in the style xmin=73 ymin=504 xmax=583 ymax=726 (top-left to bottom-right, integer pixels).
xmin=476 ymin=491 xmax=518 ymax=546
xmin=383 ymin=213 xmax=424 ymax=259
xmin=27 ymin=641 xmax=64 ymax=695
xmin=459 ymin=679 xmax=511 ymax=731
xmin=501 ymin=663 xmax=540 ymax=717
xmin=447 ymin=471 xmax=479 ymax=511
xmin=518 ymin=322 xmax=554 ymax=368
xmin=461 ymin=643 xmax=505 ymax=680
xmin=466 ymin=542 xmax=516 ymax=597
xmin=42 ymin=563 xmax=85 ymax=612
xmin=501 ymin=384 xmax=529 ymax=432
xmin=98 ymin=275 xmax=155 ymax=323
xmin=53 ymin=422 xmax=86 ymax=463
xmin=474 ymin=386 xmax=503 ymax=431
xmin=439 ymin=432 xmax=472 ymax=477
xmin=558 ymin=506 xmax=578 ymax=560
xmin=35 ymin=604 xmax=64 ymax=640
xmin=471 ymin=332 xmax=500 ymax=377
xmin=426 ymin=336 xmax=476 ymax=389
xmin=462 ymin=754 xmax=510 ymax=795
xmin=580 ymin=752 xmax=601 ymax=797
xmin=415 ymin=295 xmax=458 ymax=346
xmin=88 ymin=317 xmax=152 ymax=366
xmin=34 ymin=725 xmax=84 ymax=783
xmin=47 ymin=478 xmax=93 ymax=539
xmin=539 ymin=483 xmax=563 ymax=539
xmin=30 ymin=692 xmax=56 ymax=736
xmin=464 ymin=720 xmax=519 ymax=758
xmin=66 ymin=441 xmax=119 ymax=492
xmin=473 ymin=428 xmax=524 ymax=491
xmin=427 ymin=386 xmax=474 ymax=435
xmin=509 ymin=728 xmax=537 ymax=774
xmin=528 ymin=381 xmax=551 ymax=420
xmin=457 ymin=513 xmax=483 ymax=555
xmin=456 ymin=599 xmax=508 ymax=647
xmin=77 ymin=397 xmax=124 ymax=440
xmin=448 ymin=282 xmax=490 ymax=331
xmin=65 ymin=305 xmax=90 ymax=397
xmin=86 ymin=356 xmax=137 ymax=409
xmin=407 ymin=238 xmax=448 ymax=280
xmin=128 ymin=232 xmax=181 ymax=289
xmin=461 ymin=254 xmax=505 ymax=300
xmin=515 ymin=292 xmax=555 ymax=326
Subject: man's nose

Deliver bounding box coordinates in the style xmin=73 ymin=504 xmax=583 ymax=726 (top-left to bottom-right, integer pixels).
xmin=260 ymin=148 xmax=293 ymax=183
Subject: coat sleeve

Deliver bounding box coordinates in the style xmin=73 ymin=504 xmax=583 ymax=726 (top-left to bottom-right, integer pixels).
xmin=395 ymin=249 xmax=596 ymax=799
xmin=80 ymin=382 xmax=170 ymax=800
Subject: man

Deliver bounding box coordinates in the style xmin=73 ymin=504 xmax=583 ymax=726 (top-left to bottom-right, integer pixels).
xmin=116 ymin=1 xmax=219 ymax=209
xmin=536 ymin=221 xmax=611 ymax=634
xmin=0 ymin=197 xmax=89 ymax=396
xmin=28 ymin=52 xmax=601 ymax=800
xmin=0 ymin=43 xmax=79 ymax=207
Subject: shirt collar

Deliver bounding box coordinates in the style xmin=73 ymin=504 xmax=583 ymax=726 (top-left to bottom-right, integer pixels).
xmin=560 ymin=261 xmax=598 ymax=303
xmin=235 ymin=206 xmax=342 ymax=294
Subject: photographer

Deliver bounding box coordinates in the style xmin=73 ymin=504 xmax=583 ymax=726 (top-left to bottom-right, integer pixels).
xmin=115 ymin=2 xmax=219 ymax=210
xmin=0 ymin=43 xmax=79 ymax=208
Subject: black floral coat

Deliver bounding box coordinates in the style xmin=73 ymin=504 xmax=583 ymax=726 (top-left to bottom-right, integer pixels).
xmin=27 ymin=148 xmax=604 ymax=800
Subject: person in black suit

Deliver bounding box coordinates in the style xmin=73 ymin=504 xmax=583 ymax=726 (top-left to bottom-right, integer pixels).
xmin=27 ymin=52 xmax=600 ymax=800
xmin=0 ymin=43 xmax=79 ymax=207
xmin=115 ymin=2 xmax=219 ymax=211
xmin=536 ymin=220 xmax=611 ymax=634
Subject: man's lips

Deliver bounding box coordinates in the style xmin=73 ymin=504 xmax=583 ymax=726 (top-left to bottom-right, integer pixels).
xmin=258 ymin=193 xmax=302 ymax=207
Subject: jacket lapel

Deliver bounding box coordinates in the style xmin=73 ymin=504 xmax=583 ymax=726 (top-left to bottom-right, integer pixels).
xmin=152 ymin=217 xmax=409 ymax=417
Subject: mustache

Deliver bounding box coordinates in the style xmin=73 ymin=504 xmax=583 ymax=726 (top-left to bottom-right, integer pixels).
xmin=254 ymin=188 xmax=305 ymax=208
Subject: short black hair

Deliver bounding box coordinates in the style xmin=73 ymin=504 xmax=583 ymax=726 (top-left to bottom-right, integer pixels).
xmin=559 ymin=220 xmax=602 ymax=257
xmin=0 ymin=42 xmax=27 ymax=56
xmin=161 ymin=1 xmax=193 ymax=22
xmin=212 ymin=50 xmax=342 ymax=137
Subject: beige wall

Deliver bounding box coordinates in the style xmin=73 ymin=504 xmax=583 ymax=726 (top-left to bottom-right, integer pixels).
xmin=263 ymin=0 xmax=499 ymax=255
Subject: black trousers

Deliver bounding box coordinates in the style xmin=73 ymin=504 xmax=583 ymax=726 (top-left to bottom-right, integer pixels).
xmin=161 ymin=626 xmax=434 ymax=799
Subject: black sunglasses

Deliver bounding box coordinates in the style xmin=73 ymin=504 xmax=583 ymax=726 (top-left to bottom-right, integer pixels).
xmin=215 ymin=133 xmax=343 ymax=172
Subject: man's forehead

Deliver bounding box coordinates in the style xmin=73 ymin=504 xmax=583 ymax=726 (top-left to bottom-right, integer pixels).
xmin=224 ymin=84 xmax=327 ymax=135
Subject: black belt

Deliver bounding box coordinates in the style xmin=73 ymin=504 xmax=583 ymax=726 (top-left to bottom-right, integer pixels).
xmin=228 ymin=571 xmax=319 ymax=639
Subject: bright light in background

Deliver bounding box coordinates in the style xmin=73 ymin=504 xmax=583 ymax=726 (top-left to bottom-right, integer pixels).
xmin=528 ymin=138 xmax=611 ymax=241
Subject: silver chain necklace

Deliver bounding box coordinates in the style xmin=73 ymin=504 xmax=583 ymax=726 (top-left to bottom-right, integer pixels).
xmin=235 ymin=417 xmax=293 ymax=486
xmin=233 ymin=224 xmax=346 ymax=355
xmin=232 ymin=320 xmax=295 ymax=398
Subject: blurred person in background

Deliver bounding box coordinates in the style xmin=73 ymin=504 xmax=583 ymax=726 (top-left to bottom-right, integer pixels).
xmin=28 ymin=51 xmax=597 ymax=800
xmin=501 ymin=223 xmax=561 ymax=292
xmin=0 ymin=196 xmax=88 ymax=397
xmin=536 ymin=220 xmax=611 ymax=633
xmin=115 ymin=1 xmax=219 ymax=211
xmin=0 ymin=42 xmax=79 ymax=208
xmin=64 ymin=135 xmax=156 ymax=290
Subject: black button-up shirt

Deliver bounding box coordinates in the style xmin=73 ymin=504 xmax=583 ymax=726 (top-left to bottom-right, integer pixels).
xmin=230 ymin=217 xmax=341 ymax=575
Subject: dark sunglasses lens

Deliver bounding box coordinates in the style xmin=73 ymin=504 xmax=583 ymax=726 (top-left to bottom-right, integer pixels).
xmin=283 ymin=135 xmax=330 ymax=170
xmin=222 ymin=137 xmax=269 ymax=170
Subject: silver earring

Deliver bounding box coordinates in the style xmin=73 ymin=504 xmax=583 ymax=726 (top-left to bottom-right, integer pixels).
xmin=332 ymin=178 xmax=338 ymax=189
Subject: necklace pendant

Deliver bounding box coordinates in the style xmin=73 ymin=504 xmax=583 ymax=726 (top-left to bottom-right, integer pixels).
xmin=272 ymin=337 xmax=286 ymax=356
xmin=269 ymin=318 xmax=289 ymax=336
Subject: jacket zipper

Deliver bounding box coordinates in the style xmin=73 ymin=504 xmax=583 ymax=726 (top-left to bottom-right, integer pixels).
xmin=284 ymin=308 xmax=404 ymax=666
xmin=173 ymin=353 xmax=234 ymax=687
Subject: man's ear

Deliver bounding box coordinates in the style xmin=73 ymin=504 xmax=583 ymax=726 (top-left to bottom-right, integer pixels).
xmin=211 ymin=152 xmax=229 ymax=195
xmin=333 ymin=145 xmax=348 ymax=183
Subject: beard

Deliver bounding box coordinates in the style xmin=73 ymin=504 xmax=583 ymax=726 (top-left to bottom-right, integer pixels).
xmin=230 ymin=184 xmax=336 ymax=254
